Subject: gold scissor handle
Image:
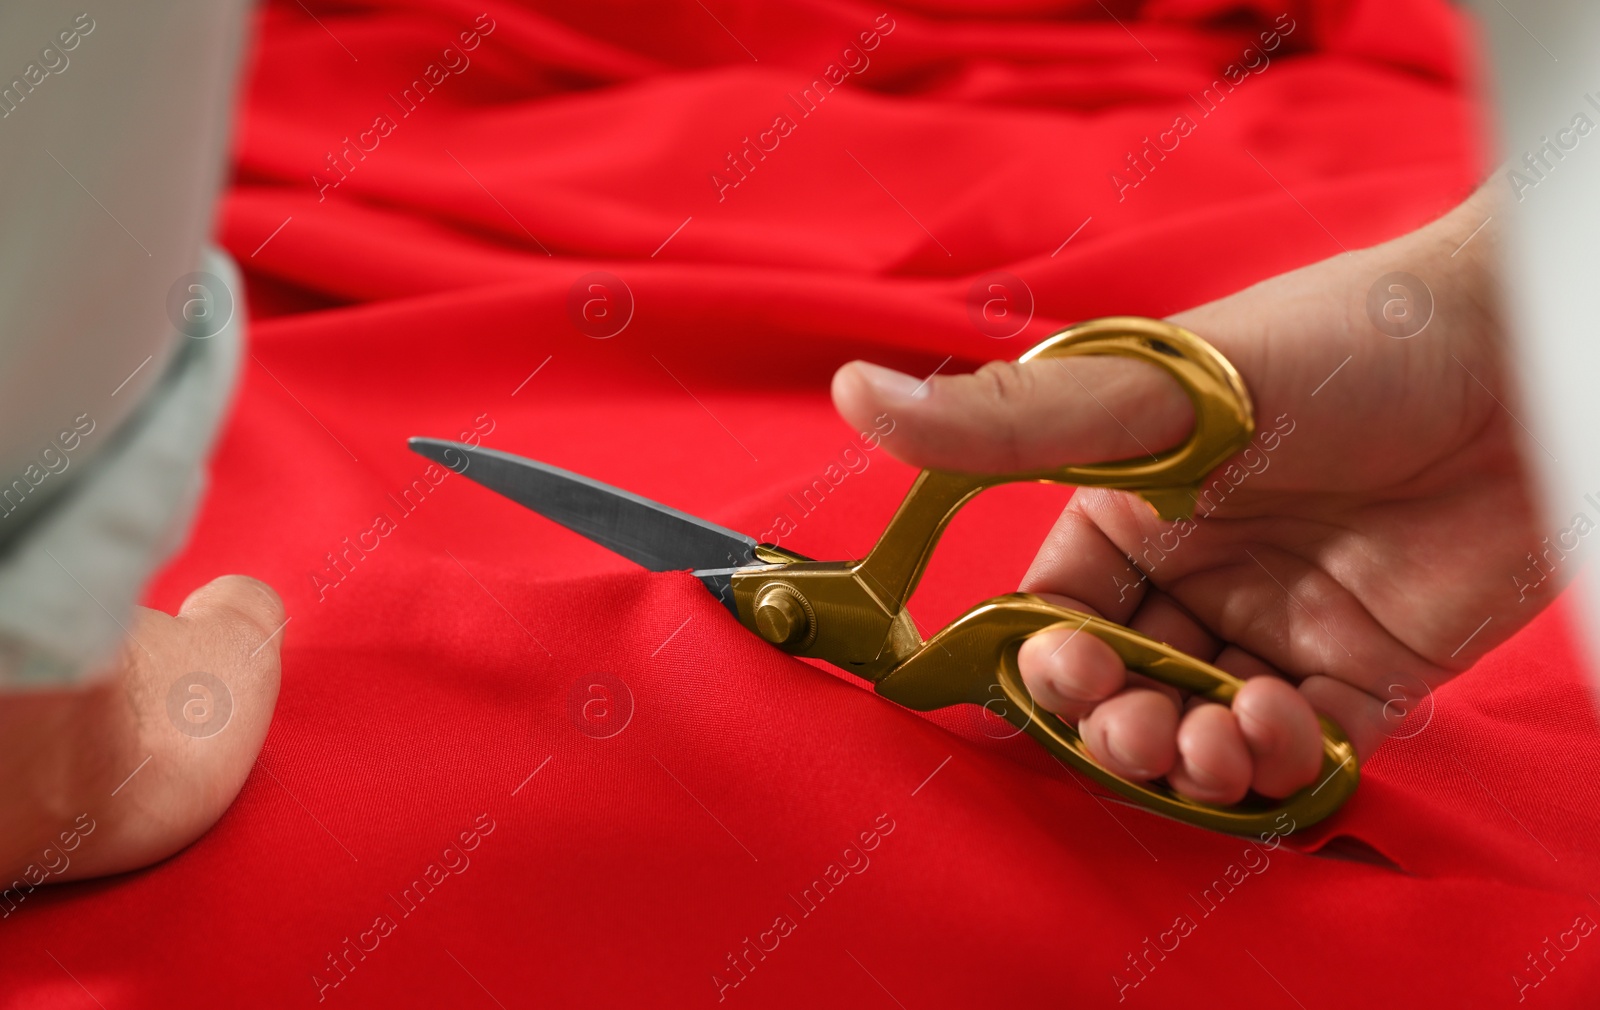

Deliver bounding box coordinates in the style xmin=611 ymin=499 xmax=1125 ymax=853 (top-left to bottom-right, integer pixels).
xmin=874 ymin=595 xmax=1359 ymax=835
xmin=1016 ymin=315 xmax=1255 ymax=520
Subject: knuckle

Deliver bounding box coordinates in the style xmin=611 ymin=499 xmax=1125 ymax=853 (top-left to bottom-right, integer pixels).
xmin=970 ymin=360 xmax=1038 ymax=469
xmin=972 ymin=359 xmax=1036 ymax=408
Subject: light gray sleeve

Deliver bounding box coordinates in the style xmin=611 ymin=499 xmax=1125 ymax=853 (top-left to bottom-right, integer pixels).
xmin=0 ymin=248 xmax=245 ymax=689
xmin=0 ymin=2 xmax=253 ymax=689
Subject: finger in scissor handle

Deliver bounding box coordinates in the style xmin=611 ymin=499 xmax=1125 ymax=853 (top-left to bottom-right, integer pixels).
xmin=1018 ymin=586 xmax=1324 ymax=807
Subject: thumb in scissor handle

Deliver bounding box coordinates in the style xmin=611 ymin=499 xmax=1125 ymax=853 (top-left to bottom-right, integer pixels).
xmin=1019 ymin=316 xmax=1255 ymax=520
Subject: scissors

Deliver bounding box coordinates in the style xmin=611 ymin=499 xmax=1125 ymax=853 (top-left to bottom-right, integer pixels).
xmin=411 ymin=316 xmax=1358 ymax=835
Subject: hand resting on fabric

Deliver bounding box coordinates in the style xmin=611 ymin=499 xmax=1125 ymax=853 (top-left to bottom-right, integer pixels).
xmin=0 ymin=576 xmax=283 ymax=882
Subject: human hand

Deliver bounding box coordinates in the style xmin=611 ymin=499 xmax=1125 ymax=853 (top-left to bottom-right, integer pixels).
xmin=832 ymin=188 xmax=1543 ymax=804
xmin=0 ymin=575 xmax=284 ymax=882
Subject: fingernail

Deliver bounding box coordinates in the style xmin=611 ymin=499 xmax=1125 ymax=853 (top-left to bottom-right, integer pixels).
xmin=1181 ymin=756 xmax=1223 ymax=792
xmin=1046 ymin=670 xmax=1092 ymax=705
xmin=1104 ymin=732 xmax=1150 ymax=779
xmin=853 ymin=361 xmax=927 ymax=403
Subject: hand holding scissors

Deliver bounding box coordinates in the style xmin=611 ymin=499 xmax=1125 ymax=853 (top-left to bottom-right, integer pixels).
xmin=830 ymin=200 xmax=1535 ymax=827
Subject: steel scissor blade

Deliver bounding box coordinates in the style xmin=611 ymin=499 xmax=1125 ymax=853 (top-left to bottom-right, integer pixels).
xmin=408 ymin=438 xmax=760 ymax=575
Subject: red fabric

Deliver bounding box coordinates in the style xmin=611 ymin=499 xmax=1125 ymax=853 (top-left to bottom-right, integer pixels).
xmin=8 ymin=1 xmax=1600 ymax=1007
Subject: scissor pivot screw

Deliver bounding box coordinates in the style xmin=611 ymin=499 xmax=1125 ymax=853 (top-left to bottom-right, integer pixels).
xmin=754 ymin=585 xmax=812 ymax=648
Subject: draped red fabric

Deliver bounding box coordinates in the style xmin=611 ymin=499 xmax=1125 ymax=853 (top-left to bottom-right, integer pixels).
xmin=8 ymin=1 xmax=1600 ymax=1007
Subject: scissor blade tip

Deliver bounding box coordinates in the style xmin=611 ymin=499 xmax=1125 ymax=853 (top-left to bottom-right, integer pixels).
xmin=408 ymin=436 xmax=458 ymax=454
